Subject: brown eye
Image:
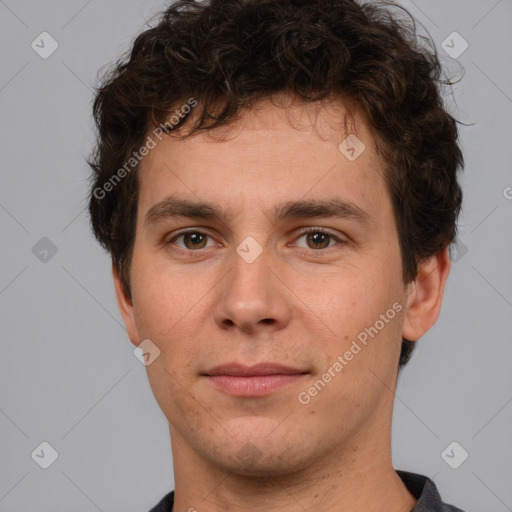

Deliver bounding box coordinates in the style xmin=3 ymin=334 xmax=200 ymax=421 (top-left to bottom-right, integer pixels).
xmin=182 ymin=232 xmax=208 ymax=249
xmin=169 ymin=230 xmax=216 ymax=251
xmin=292 ymin=228 xmax=344 ymax=252
xmin=305 ymin=231 xmax=331 ymax=249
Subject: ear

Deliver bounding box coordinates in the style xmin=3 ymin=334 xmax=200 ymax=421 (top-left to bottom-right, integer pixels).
xmin=402 ymin=247 xmax=451 ymax=342
xmin=112 ymin=265 xmax=140 ymax=347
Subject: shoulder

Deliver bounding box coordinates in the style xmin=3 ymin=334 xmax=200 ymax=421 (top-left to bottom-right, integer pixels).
xmin=396 ymin=470 xmax=467 ymax=512
xmin=148 ymin=490 xmax=175 ymax=512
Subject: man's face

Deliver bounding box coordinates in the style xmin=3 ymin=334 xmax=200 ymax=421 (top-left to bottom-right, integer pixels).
xmin=118 ymin=97 xmax=413 ymax=475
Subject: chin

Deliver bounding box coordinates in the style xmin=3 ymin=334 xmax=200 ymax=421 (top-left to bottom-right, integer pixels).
xmin=210 ymin=443 xmax=312 ymax=478
xmin=197 ymin=418 xmax=319 ymax=477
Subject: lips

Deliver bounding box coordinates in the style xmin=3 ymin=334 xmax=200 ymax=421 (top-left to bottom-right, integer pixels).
xmin=205 ymin=363 xmax=306 ymax=377
xmin=203 ymin=363 xmax=308 ymax=397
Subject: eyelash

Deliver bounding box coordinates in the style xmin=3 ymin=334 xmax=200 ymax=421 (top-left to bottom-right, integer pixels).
xmin=165 ymin=227 xmax=345 ymax=254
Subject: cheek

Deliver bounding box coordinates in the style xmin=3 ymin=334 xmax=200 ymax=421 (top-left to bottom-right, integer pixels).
xmin=316 ymin=269 xmax=404 ymax=372
xmin=130 ymin=255 xmax=205 ymax=336
xmin=130 ymin=270 xmax=215 ymax=394
xmin=317 ymin=272 xmax=383 ymax=333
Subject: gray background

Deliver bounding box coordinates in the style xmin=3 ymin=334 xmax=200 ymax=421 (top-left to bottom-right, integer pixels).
xmin=0 ymin=0 xmax=511 ymax=510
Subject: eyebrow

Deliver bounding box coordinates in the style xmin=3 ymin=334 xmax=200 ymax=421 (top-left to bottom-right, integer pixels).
xmin=144 ymin=195 xmax=373 ymax=228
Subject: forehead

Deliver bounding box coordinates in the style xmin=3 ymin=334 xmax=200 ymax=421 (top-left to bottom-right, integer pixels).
xmin=137 ymin=95 xmax=389 ymax=223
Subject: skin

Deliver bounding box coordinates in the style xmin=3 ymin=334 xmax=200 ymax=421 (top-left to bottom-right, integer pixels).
xmin=113 ymin=94 xmax=451 ymax=512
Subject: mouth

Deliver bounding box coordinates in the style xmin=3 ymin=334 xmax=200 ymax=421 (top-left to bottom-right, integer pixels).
xmin=203 ymin=363 xmax=309 ymax=397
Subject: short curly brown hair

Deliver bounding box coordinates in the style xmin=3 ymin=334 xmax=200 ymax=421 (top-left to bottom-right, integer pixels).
xmin=88 ymin=0 xmax=464 ymax=368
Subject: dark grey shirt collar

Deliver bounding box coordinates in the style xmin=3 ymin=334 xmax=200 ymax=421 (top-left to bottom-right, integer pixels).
xmin=396 ymin=471 xmax=465 ymax=511
xmin=149 ymin=470 xmax=466 ymax=512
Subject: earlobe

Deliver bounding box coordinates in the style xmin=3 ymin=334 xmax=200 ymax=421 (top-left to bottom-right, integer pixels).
xmin=402 ymin=247 xmax=451 ymax=342
xmin=112 ymin=265 xmax=140 ymax=347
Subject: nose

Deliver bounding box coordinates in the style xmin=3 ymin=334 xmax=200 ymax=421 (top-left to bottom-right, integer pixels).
xmin=213 ymin=242 xmax=292 ymax=334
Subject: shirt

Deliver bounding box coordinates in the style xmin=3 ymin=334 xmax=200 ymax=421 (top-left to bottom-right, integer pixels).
xmin=148 ymin=470 xmax=466 ymax=511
